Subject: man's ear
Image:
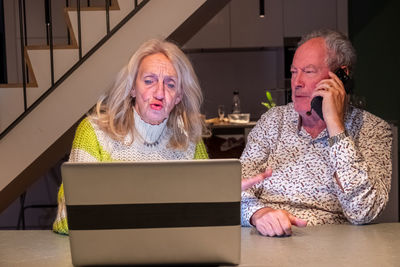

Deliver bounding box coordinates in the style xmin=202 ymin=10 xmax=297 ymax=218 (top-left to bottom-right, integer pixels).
xmin=340 ymin=65 xmax=350 ymax=75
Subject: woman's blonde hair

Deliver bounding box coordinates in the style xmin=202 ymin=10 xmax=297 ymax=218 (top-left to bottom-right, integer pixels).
xmin=91 ymin=39 xmax=204 ymax=149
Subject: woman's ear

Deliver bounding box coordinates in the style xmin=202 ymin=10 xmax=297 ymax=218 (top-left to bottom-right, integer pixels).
xmin=174 ymin=90 xmax=183 ymax=105
xmin=130 ymin=88 xmax=136 ymax=98
xmin=175 ymin=95 xmax=182 ymax=105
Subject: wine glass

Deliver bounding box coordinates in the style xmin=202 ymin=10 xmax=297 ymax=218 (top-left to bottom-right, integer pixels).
xmin=217 ymin=105 xmax=225 ymax=121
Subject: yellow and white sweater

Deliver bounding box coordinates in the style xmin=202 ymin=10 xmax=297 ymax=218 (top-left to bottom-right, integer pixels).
xmin=53 ymin=114 xmax=208 ymax=235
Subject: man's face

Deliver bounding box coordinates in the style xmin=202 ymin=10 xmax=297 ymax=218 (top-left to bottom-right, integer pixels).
xmin=290 ymin=37 xmax=331 ymax=116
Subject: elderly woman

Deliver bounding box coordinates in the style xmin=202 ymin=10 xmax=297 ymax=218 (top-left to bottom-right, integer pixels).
xmin=53 ymin=39 xmax=208 ymax=235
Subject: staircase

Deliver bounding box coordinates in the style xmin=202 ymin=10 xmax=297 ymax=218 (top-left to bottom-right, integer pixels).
xmin=0 ymin=0 xmax=231 ymax=213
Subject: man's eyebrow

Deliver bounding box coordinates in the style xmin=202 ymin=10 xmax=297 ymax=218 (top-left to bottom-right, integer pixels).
xmin=302 ymin=64 xmax=318 ymax=69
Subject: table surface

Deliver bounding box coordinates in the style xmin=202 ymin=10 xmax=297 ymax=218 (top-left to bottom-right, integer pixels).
xmin=1 ymin=223 xmax=399 ymax=267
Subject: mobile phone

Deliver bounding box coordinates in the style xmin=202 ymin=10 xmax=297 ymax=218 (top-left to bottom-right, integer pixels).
xmin=309 ymin=68 xmax=351 ymax=121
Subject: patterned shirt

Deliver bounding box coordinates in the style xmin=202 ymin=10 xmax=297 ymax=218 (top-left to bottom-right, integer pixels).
xmin=241 ymin=102 xmax=392 ymax=226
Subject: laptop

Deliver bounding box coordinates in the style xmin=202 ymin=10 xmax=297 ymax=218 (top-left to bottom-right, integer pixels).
xmin=62 ymin=159 xmax=241 ymax=266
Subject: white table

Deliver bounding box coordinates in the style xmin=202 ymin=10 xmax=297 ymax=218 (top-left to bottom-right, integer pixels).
xmin=1 ymin=223 xmax=399 ymax=266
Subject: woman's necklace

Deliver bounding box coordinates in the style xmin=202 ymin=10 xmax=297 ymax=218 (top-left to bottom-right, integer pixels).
xmin=138 ymin=128 xmax=165 ymax=147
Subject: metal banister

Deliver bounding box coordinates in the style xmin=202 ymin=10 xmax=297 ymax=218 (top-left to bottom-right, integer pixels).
xmin=0 ymin=0 xmax=150 ymax=140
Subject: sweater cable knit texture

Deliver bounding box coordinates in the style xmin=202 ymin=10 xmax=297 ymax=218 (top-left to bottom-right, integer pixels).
xmin=53 ymin=117 xmax=208 ymax=235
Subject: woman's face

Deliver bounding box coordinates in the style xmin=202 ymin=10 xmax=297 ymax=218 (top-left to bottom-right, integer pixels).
xmin=131 ymin=53 xmax=182 ymax=125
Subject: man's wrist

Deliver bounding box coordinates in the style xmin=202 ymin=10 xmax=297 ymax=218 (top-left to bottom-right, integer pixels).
xmin=250 ymin=207 xmax=272 ymax=226
xmin=326 ymin=116 xmax=345 ymax=137
xmin=328 ymin=130 xmax=348 ymax=147
xmin=250 ymin=209 xmax=262 ymax=226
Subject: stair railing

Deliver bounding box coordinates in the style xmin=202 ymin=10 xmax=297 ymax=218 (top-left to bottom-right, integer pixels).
xmin=0 ymin=0 xmax=149 ymax=139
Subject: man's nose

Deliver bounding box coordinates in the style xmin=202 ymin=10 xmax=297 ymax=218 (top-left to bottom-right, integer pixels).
xmin=293 ymin=72 xmax=304 ymax=89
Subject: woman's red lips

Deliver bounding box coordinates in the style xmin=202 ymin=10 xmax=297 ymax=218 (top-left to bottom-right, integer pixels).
xmin=150 ymin=102 xmax=163 ymax=110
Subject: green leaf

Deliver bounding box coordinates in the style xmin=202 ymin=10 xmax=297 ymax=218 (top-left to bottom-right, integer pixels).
xmin=266 ymin=91 xmax=273 ymax=102
xmin=262 ymin=90 xmax=276 ymax=110
xmin=261 ymin=102 xmax=271 ymax=109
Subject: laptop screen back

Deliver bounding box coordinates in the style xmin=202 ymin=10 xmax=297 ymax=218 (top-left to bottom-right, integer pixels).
xmin=62 ymin=159 xmax=241 ymax=266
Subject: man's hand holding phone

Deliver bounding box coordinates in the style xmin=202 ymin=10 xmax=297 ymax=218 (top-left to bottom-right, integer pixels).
xmin=310 ymin=69 xmax=350 ymax=136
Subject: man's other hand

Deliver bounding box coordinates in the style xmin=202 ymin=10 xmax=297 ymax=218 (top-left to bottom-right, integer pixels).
xmin=241 ymin=168 xmax=273 ymax=191
xmin=250 ymin=207 xmax=308 ymax=236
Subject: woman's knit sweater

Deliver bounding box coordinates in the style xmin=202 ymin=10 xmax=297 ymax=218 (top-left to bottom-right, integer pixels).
xmin=53 ymin=115 xmax=208 ymax=235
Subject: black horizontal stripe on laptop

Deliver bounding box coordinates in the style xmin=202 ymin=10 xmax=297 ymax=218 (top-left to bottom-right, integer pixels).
xmin=67 ymin=202 xmax=240 ymax=230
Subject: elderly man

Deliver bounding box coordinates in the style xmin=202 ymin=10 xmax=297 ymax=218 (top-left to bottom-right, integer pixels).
xmin=241 ymin=29 xmax=392 ymax=237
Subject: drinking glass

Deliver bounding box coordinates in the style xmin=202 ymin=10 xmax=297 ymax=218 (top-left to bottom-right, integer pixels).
xmin=217 ymin=105 xmax=225 ymax=121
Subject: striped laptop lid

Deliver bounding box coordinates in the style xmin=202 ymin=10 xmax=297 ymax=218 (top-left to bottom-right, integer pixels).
xmin=62 ymin=159 xmax=241 ymax=266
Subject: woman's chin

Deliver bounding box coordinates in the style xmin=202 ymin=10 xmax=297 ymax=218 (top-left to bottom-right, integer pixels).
xmin=139 ymin=109 xmax=166 ymax=125
xmin=147 ymin=116 xmax=167 ymax=125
